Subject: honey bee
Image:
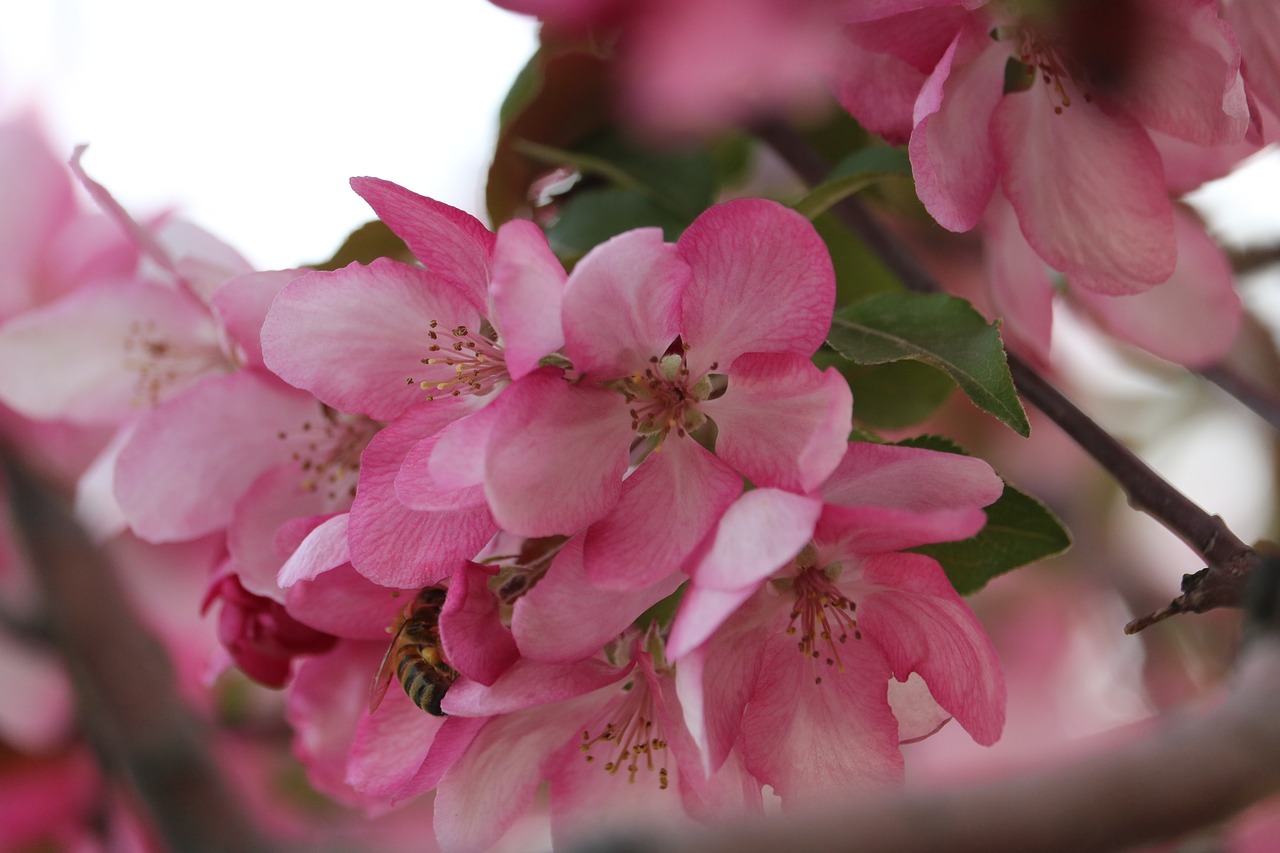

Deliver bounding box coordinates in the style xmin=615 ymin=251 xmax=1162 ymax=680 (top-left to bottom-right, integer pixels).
xmin=369 ymin=586 xmax=458 ymax=716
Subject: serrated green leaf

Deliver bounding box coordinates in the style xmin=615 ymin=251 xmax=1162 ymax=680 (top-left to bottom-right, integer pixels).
xmin=792 ymin=147 xmax=912 ymax=220
xmin=828 ymin=291 xmax=1030 ymax=436
xmin=893 ymin=434 xmax=1071 ymax=594
xmin=846 ymin=360 xmax=956 ymax=430
xmin=547 ymin=187 xmax=691 ymax=260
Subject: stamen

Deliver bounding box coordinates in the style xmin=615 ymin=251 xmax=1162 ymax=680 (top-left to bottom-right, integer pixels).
xmin=407 ymin=319 xmax=508 ymax=401
xmin=277 ymin=410 xmax=378 ymax=501
xmin=580 ymin=678 xmax=670 ymax=789
xmin=786 ymin=566 xmax=861 ymax=682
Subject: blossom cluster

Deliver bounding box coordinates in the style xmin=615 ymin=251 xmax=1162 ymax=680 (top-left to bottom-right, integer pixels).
xmin=497 ymin=0 xmax=1272 ymax=368
xmin=0 ymin=117 xmax=1006 ymax=847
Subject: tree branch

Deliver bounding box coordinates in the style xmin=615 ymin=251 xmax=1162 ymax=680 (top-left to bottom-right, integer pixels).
xmin=1 ymin=446 xmax=278 ymax=853
xmin=752 ymin=119 xmax=1258 ymax=630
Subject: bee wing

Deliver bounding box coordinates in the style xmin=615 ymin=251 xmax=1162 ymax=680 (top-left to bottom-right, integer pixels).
xmin=368 ymin=620 xmax=409 ymax=713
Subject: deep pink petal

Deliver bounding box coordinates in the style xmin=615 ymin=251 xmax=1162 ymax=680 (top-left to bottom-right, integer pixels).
xmin=561 ymin=228 xmax=686 ymax=379
xmin=285 ymin=564 xmax=411 ymax=641
xmin=115 ymin=370 xmax=320 ymax=542
xmin=348 ymin=402 xmax=497 ymax=588
xmin=210 ymin=269 xmax=301 ymax=368
xmin=489 ymin=219 xmax=567 ymax=380
xmin=1072 ymin=207 xmax=1242 ymax=367
xmin=679 ymin=199 xmax=835 ymax=374
xmin=856 ymin=551 xmax=1006 ymax=745
xmin=1227 ymin=0 xmax=1280 ymax=120
xmin=261 ymin=259 xmax=482 ymax=421
xmin=440 ymin=562 xmax=519 ymax=685
xmin=583 ymin=437 xmax=742 ymax=590
xmin=393 ymin=714 xmax=487 ymax=801
xmin=740 ymin=613 xmax=902 ymax=804
xmin=0 ymin=277 xmax=224 ymax=423
xmin=817 ymin=504 xmax=990 ymax=555
xmin=909 ymin=23 xmax=1005 ymax=231
xmin=820 ymin=441 xmax=1003 ymax=510
xmin=484 ymin=369 xmax=632 ymax=536
xmin=513 ymin=535 xmax=686 ymax=663
xmin=396 ymin=402 xmax=501 ymax=511
xmin=350 ymin=176 xmax=495 ymax=310
xmin=995 ymin=92 xmax=1176 ymax=293
xmin=705 ymin=355 xmax=852 ymax=493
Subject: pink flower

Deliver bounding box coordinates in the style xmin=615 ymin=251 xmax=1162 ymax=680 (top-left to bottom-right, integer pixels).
xmin=837 ymin=0 xmax=1249 ymax=293
xmin=667 ymin=441 xmax=1006 ymax=803
xmin=406 ymin=198 xmax=851 ymax=593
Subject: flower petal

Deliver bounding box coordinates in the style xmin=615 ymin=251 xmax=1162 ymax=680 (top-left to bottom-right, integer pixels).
xmin=705 ymin=355 xmax=852 ymax=493
xmin=489 ymin=219 xmax=567 ymax=380
xmin=685 ymin=488 xmax=822 ymax=593
xmin=277 ymin=514 xmax=352 ymax=588
xmin=820 ymin=441 xmax=1003 ymax=510
xmin=285 ymin=564 xmax=411 ymax=641
xmin=210 ymin=269 xmax=300 ymax=368
xmin=678 ymin=200 xmax=835 ymax=374
xmin=440 ymin=562 xmax=519 ymax=685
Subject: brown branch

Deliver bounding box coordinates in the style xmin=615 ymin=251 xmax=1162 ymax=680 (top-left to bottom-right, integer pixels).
xmin=568 ymin=557 xmax=1280 ymax=853
xmin=752 ymin=119 xmax=1258 ymax=630
xmin=1199 ymin=363 xmax=1280 ymax=435
xmin=1 ymin=447 xmax=278 ymax=853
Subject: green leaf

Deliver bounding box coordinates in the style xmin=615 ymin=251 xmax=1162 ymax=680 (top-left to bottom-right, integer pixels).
xmin=309 ymin=220 xmax=410 ymax=271
xmin=894 ymin=434 xmax=1071 ymax=594
xmin=843 ymin=360 xmax=955 ymax=430
xmin=547 ymin=187 xmax=691 ymax=260
xmin=828 ymin=291 xmax=1030 ymax=436
xmin=792 ymin=147 xmax=912 ymax=220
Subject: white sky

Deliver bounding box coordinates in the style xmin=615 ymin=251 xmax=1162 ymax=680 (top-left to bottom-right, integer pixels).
xmin=0 ymin=0 xmax=538 ymax=270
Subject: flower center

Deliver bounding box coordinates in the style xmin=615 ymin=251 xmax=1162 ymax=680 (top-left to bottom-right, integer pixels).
xmin=619 ymin=352 xmax=713 ymax=442
xmin=1000 ymin=19 xmax=1093 ymax=115
xmin=406 ymin=320 xmax=507 ymax=401
xmin=276 ymin=410 xmax=379 ymax=501
xmin=580 ymin=679 xmax=670 ymax=789
xmin=122 ymin=318 xmax=222 ymax=408
xmin=785 ymin=564 xmax=861 ymax=685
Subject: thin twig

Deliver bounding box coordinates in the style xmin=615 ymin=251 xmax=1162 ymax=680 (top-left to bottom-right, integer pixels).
xmin=752 ymin=119 xmax=1258 ymax=630
xmin=1 ymin=447 xmax=277 ymax=853
xmin=1199 ymin=363 xmax=1280 ymax=434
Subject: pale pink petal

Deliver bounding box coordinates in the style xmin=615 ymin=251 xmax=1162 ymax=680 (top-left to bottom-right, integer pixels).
xmin=394 ymin=714 xmax=488 ymax=801
xmin=484 ymin=369 xmax=632 ymax=536
xmin=994 ymin=92 xmax=1176 ymax=293
xmin=982 ymin=190 xmax=1056 ymax=367
xmin=440 ymin=562 xmax=519 ymax=685
xmin=115 ymin=370 xmax=320 ymax=542
xmin=73 ymin=425 xmax=132 ymax=542
xmin=705 ymin=355 xmax=852 ymax=493
xmin=348 ymin=402 xmax=497 ymax=588
xmin=678 ymin=199 xmax=835 ymax=374
xmin=1153 ymin=129 xmax=1261 ymax=195
xmin=434 ymin=692 xmax=609 ymax=853
xmin=820 ymin=441 xmax=1003 ymax=510
xmin=1226 ymin=0 xmax=1280 ymax=119
xmin=856 ymin=551 xmax=1006 ymax=745
xmin=0 ymin=631 xmax=75 ymax=753
xmin=685 ymin=488 xmax=822 ymax=592
xmin=210 ymin=269 xmax=301 ymax=368
xmin=582 ymin=437 xmax=742 ymax=590
xmin=909 ymin=23 xmax=1005 ymax=232
xmin=442 ymin=656 xmax=630 ymax=717
xmin=667 ymin=583 xmax=761 ymax=663
xmin=287 ymin=640 xmax=385 ymax=806
xmin=277 ymin=514 xmax=351 ymax=587
xmin=889 ymin=673 xmax=951 ymax=743
xmin=350 ymin=176 xmax=494 ymax=310
xmin=1072 ymin=207 xmax=1242 ymax=367
xmin=489 ymin=219 xmax=567 ymax=380
xmin=0 ymin=277 xmax=224 ymax=423
xmin=396 ymin=403 xmax=501 ymax=511
xmin=740 ymin=610 xmax=903 ymax=804
xmin=261 ymin=259 xmax=482 ymax=421
xmin=228 ymin=464 xmax=335 ymax=600
xmin=816 ymin=504 xmax=990 ymax=555
xmin=347 ymin=686 xmax=447 ymax=800
xmin=513 ymin=535 xmax=686 ymax=663
xmin=561 ymin=228 xmax=686 ymax=379
xmin=1111 ymin=0 xmax=1249 ymax=146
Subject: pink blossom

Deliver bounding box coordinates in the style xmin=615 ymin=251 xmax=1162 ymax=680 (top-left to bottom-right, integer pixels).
xmin=838 ymin=0 xmax=1249 ymax=294
xmin=668 ymin=441 xmax=1006 ymax=802
xmin=407 ymin=198 xmax=850 ymax=593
